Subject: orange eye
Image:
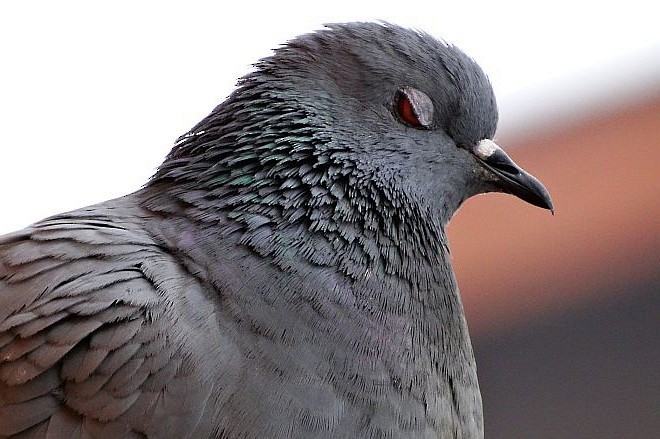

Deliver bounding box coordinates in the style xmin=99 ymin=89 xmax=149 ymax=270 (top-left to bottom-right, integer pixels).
xmin=397 ymin=94 xmax=421 ymax=127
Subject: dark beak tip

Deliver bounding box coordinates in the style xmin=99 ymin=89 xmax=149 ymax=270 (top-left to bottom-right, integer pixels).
xmin=548 ymin=198 xmax=555 ymax=215
xmin=544 ymin=200 xmax=555 ymax=216
xmin=524 ymin=191 xmax=554 ymax=213
xmin=526 ymin=179 xmax=554 ymax=214
xmin=536 ymin=186 xmax=554 ymax=213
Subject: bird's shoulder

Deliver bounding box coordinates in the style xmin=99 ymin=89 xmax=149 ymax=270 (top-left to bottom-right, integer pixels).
xmin=0 ymin=198 xmax=239 ymax=438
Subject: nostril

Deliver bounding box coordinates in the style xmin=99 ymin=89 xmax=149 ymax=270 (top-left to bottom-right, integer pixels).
xmin=483 ymin=150 xmax=521 ymax=175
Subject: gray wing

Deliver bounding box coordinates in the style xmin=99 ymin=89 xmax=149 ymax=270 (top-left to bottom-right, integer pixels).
xmin=0 ymin=207 xmax=239 ymax=438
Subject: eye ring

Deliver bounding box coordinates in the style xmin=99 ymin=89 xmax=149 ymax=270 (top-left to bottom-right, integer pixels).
xmin=395 ymin=86 xmax=434 ymax=129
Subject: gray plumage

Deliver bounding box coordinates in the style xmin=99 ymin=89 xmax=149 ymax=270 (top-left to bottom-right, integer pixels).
xmin=0 ymin=23 xmax=552 ymax=438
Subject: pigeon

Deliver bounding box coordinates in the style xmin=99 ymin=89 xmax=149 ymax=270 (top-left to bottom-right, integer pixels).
xmin=0 ymin=22 xmax=552 ymax=439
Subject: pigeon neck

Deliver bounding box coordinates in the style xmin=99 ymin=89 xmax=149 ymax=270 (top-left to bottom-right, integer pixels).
xmin=144 ymin=177 xmax=451 ymax=283
xmin=146 ymin=74 xmax=460 ymax=297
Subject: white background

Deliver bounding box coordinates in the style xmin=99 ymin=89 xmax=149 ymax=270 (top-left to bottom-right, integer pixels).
xmin=1 ymin=0 xmax=658 ymax=233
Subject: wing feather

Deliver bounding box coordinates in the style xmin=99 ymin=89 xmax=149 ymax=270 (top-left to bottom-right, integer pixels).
xmin=0 ymin=203 xmax=238 ymax=437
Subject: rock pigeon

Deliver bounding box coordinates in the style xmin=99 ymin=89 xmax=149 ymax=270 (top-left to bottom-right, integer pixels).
xmin=0 ymin=22 xmax=552 ymax=438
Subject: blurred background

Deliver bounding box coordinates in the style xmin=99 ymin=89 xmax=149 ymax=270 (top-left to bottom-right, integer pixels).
xmin=0 ymin=1 xmax=658 ymax=437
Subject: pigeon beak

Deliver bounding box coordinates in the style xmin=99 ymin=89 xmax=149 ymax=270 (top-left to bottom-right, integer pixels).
xmin=473 ymin=139 xmax=554 ymax=213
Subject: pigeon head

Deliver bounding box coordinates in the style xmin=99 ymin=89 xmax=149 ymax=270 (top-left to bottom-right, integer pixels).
xmin=151 ymin=22 xmax=552 ymax=257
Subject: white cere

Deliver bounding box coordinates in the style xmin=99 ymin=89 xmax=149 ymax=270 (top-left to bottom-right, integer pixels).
xmin=474 ymin=139 xmax=501 ymax=160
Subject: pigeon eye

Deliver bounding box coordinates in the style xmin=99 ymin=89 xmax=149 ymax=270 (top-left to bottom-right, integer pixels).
xmin=398 ymin=94 xmax=422 ymax=127
xmin=395 ymin=86 xmax=434 ymax=129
